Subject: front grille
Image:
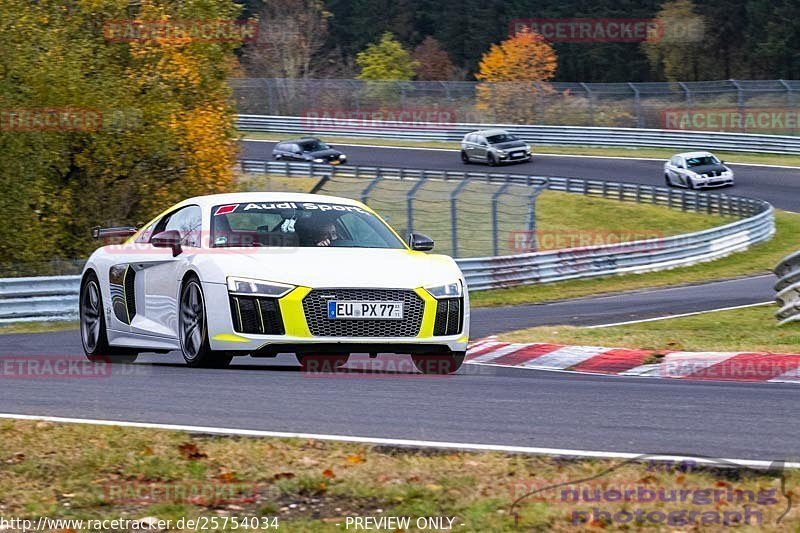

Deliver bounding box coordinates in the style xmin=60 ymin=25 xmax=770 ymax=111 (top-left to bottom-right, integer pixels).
xmin=433 ymin=297 xmax=463 ymax=336
xmin=230 ymin=296 xmax=285 ymax=335
xmin=303 ymin=289 xmax=424 ymax=337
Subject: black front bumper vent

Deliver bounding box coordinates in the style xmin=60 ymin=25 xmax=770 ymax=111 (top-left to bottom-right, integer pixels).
xmin=433 ymin=297 xmax=464 ymax=336
xmin=230 ymin=296 xmax=285 ymax=335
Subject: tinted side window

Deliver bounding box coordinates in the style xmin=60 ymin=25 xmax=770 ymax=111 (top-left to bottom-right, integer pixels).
xmin=154 ymin=205 xmax=203 ymax=247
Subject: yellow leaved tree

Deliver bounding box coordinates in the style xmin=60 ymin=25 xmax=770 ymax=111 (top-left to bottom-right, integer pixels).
xmin=475 ymin=28 xmax=558 ymax=124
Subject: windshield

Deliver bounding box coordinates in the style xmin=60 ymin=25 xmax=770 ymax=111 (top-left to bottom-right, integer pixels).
xmin=211 ymin=201 xmax=405 ymax=249
xmin=686 ymin=155 xmax=720 ymax=167
xmin=299 ymin=140 xmax=330 ymax=152
xmin=486 ymin=133 xmax=518 ymax=144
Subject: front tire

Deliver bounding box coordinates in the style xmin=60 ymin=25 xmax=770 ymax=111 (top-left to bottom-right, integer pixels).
xmin=80 ymin=273 xmax=138 ymax=364
xmin=411 ymin=352 xmax=465 ymax=375
xmin=461 ymin=151 xmax=470 ymax=164
xmin=487 ymin=153 xmax=497 ymax=167
xmin=664 ymin=173 xmax=673 ymax=187
xmin=179 ymin=277 xmax=232 ymax=369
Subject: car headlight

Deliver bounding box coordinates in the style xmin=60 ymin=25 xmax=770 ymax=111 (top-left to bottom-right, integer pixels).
xmin=338 ymin=154 xmax=346 ymax=160
xmin=496 ymin=150 xmax=507 ymax=156
xmin=425 ymin=281 xmax=463 ymax=299
xmin=313 ymin=158 xmax=324 ymax=163
xmin=227 ymin=277 xmax=295 ymax=298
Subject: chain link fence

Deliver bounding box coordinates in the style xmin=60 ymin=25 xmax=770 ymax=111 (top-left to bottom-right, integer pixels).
xmin=238 ymin=161 xmax=760 ymax=260
xmin=231 ymin=78 xmax=800 ymax=133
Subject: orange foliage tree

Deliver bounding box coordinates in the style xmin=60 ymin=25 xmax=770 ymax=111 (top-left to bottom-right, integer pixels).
xmin=475 ymin=29 xmax=557 ymax=123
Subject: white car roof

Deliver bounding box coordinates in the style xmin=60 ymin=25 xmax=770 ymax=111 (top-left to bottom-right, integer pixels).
xmin=177 ymin=192 xmax=364 ymax=210
xmin=467 ymin=129 xmax=509 ymax=137
xmin=674 ymin=151 xmax=716 ymax=159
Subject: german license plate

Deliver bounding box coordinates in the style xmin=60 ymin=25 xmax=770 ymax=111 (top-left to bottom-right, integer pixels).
xmin=327 ymin=301 xmax=403 ymax=320
xmin=512 ymin=151 xmax=524 ymax=157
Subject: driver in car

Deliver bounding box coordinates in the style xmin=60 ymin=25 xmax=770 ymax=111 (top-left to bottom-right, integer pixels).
xmin=315 ymin=222 xmax=338 ymax=246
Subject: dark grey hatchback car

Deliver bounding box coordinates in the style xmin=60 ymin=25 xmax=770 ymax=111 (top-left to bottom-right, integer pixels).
xmin=272 ymin=137 xmax=348 ymax=165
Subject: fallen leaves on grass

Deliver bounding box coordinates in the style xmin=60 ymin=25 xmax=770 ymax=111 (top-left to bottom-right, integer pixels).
xmin=177 ymin=442 xmax=208 ymax=460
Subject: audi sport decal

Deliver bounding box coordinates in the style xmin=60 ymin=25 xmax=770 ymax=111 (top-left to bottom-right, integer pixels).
xmin=240 ymin=202 xmax=366 ymax=213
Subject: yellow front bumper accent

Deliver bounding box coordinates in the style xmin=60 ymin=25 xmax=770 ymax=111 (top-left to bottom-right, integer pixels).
xmin=279 ymin=286 xmax=313 ymax=337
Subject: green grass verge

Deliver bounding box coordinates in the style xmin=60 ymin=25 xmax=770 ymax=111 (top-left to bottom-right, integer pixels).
xmin=502 ymin=304 xmax=797 ymax=354
xmin=1 ymin=419 xmax=796 ymax=531
xmin=240 ymin=131 xmax=800 ymax=168
xmin=0 ymin=321 xmax=77 ymax=335
xmin=237 ymin=174 xmax=322 ymax=194
xmin=240 ymin=173 xmax=730 ymax=259
xmin=470 ymin=210 xmax=797 ymax=308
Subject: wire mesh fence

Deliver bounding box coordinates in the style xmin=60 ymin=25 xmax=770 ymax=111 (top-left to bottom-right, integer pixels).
xmin=231 ymin=78 xmax=800 ymax=133
xmin=237 ymin=161 xmax=749 ymax=259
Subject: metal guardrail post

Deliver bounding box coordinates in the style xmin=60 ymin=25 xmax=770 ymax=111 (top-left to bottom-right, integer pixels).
xmin=450 ymin=178 xmax=472 ymax=257
xmin=360 ymin=170 xmax=383 ymax=205
xmin=406 ymin=171 xmax=428 ymax=236
xmin=491 ymin=183 xmax=512 ymax=256
xmin=629 ymin=82 xmax=642 ymax=128
xmin=779 ymin=79 xmax=796 ymax=134
xmin=580 ymin=82 xmax=594 ymax=126
xmin=524 ymin=184 xmax=547 ymax=252
xmin=731 ymin=79 xmax=745 ymax=111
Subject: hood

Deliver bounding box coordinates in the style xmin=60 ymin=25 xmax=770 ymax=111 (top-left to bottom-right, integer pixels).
xmin=493 ymin=140 xmax=528 ymax=150
xmin=689 ymin=163 xmax=728 ymax=175
xmin=192 ymin=247 xmax=462 ymax=289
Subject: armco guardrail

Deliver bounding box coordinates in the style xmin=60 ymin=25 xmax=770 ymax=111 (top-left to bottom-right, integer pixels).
xmin=2 ymin=166 xmax=774 ymax=321
xmin=237 ymin=114 xmax=800 ymax=155
xmin=0 ymin=275 xmax=80 ymax=323
xmin=774 ymin=252 xmax=800 ymax=325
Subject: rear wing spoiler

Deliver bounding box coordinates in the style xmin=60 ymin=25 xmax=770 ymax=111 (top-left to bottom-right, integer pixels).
xmin=91 ymin=226 xmax=138 ymax=240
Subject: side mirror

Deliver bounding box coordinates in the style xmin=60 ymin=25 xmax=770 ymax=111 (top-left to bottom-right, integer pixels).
xmin=408 ymin=233 xmax=434 ymax=251
xmin=152 ymin=229 xmax=183 ymax=256
xmin=720 ymin=160 xmax=726 ymax=164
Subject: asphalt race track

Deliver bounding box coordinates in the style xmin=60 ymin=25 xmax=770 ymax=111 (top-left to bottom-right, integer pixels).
xmin=241 ymin=140 xmax=800 ymax=211
xmin=471 ymin=274 xmax=775 ymax=337
xmin=2 ymin=329 xmax=800 ymax=461
xmin=2 ymin=142 xmax=799 ymax=462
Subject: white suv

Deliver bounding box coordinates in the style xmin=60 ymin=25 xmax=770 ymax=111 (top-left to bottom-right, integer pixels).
xmin=664 ymin=151 xmax=735 ymax=189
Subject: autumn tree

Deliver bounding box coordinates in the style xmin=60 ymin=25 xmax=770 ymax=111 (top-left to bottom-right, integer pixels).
xmin=642 ymin=0 xmax=707 ymax=81
xmin=412 ymin=36 xmax=456 ymax=80
xmin=0 ymin=0 xmax=243 ymax=271
xmin=475 ymin=28 xmax=557 ymax=123
xmin=356 ymin=32 xmax=418 ymax=81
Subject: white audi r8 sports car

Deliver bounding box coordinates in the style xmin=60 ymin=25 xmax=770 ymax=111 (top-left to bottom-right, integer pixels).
xmin=80 ymin=193 xmax=469 ymax=374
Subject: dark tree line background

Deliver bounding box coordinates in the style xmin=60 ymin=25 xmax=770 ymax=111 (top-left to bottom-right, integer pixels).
xmin=239 ymin=0 xmax=800 ymax=82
